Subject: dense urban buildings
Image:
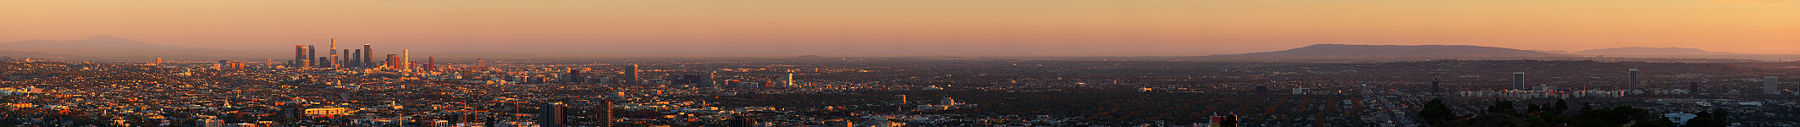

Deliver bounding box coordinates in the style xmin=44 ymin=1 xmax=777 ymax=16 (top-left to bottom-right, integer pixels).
xmin=3 ymin=51 xmax=1798 ymax=126
xmin=0 ymin=39 xmax=1796 ymax=126
xmin=10 ymin=0 xmax=1800 ymax=126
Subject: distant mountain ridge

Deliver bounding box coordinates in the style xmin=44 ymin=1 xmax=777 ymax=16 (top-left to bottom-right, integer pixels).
xmin=1574 ymin=47 xmax=1731 ymax=56
xmin=1214 ymin=44 xmax=1571 ymax=58
xmin=0 ymin=50 xmax=84 ymax=59
xmin=0 ymin=35 xmax=218 ymax=59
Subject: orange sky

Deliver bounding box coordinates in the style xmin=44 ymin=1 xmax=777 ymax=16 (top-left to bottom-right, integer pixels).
xmin=2 ymin=0 xmax=1797 ymax=56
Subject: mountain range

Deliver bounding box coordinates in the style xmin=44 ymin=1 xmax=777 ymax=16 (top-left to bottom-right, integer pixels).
xmin=1573 ymin=47 xmax=1732 ymax=56
xmin=1210 ymin=44 xmax=1573 ymax=58
xmin=0 ymin=35 xmax=215 ymax=59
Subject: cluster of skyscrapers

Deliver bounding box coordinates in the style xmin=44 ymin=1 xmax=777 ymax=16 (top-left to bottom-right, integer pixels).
xmin=288 ymin=38 xmax=431 ymax=71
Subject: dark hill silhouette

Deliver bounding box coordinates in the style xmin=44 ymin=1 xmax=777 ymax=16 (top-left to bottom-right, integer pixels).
xmin=0 ymin=35 xmax=219 ymax=59
xmin=0 ymin=50 xmax=86 ymax=60
xmin=1574 ymin=47 xmax=1731 ymax=56
xmin=1214 ymin=44 xmax=1570 ymax=58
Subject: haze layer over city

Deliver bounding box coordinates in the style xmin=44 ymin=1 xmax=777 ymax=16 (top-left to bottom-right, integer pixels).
xmin=2 ymin=0 xmax=1798 ymax=127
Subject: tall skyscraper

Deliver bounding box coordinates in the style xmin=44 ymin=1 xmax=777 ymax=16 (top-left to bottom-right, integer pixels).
xmin=539 ymin=102 xmax=567 ymax=127
xmin=351 ymin=50 xmax=362 ymax=67
xmin=704 ymin=71 xmax=717 ymax=87
xmin=568 ymin=68 xmax=585 ymax=83
xmin=425 ymin=56 xmax=434 ymax=71
xmin=317 ymin=57 xmax=329 ymax=67
xmin=1431 ymin=80 xmax=1441 ymax=93
xmin=329 ymin=38 xmax=338 ymax=68
xmin=363 ymin=44 xmax=373 ymax=67
xmin=1512 ymin=72 xmax=1525 ymax=90
xmin=630 ymin=64 xmax=640 ymax=84
xmin=785 ymin=71 xmax=796 ymax=87
xmin=403 ymin=49 xmax=411 ymax=71
xmin=340 ymin=49 xmax=350 ymax=68
xmin=294 ymin=45 xmax=306 ymax=66
xmin=1628 ymin=68 xmax=1638 ymax=90
xmin=1765 ymin=76 xmax=1781 ymax=95
xmin=1690 ymin=82 xmax=1701 ymax=93
xmin=597 ymin=100 xmax=614 ymax=127
xmin=307 ymin=45 xmax=317 ymax=67
xmin=1256 ymin=86 xmax=1269 ymax=94
xmin=386 ymin=54 xmax=399 ymax=70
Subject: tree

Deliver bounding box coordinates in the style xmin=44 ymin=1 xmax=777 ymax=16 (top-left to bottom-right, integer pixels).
xmin=1219 ymin=115 xmax=1238 ymax=127
xmin=1419 ymin=98 xmax=1456 ymax=124
xmin=1710 ymin=108 xmax=1729 ymax=122
xmin=1686 ymin=117 xmax=1728 ymax=127
xmin=1578 ymin=103 xmax=1593 ymax=113
xmin=1551 ymin=99 xmax=1568 ymax=113
xmin=1686 ymin=108 xmax=1731 ymax=127
xmin=1527 ymin=104 xmax=1542 ymax=113
xmin=1485 ymin=100 xmax=1518 ymax=115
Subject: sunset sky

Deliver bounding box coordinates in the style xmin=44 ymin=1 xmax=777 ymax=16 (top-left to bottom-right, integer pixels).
xmin=3 ymin=0 xmax=1797 ymax=56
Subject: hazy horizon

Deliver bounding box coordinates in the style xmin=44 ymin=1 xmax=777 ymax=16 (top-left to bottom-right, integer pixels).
xmin=5 ymin=0 xmax=1798 ymax=56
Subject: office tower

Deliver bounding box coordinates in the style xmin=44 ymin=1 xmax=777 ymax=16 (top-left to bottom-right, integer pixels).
xmin=728 ymin=115 xmax=757 ymax=127
xmin=386 ymin=54 xmax=398 ymax=70
xmin=340 ymin=49 xmax=349 ymax=68
xmin=1628 ymin=68 xmax=1638 ymax=90
xmin=347 ymin=51 xmax=357 ymax=67
xmin=785 ymin=71 xmax=795 ymax=87
xmin=154 ymin=58 xmax=162 ymax=66
xmin=350 ymin=50 xmax=361 ymax=67
xmin=1690 ymin=82 xmax=1700 ymax=93
xmin=1766 ymin=76 xmax=1780 ymax=95
xmin=630 ymin=64 xmax=640 ymax=84
xmin=308 ymin=45 xmax=317 ymax=67
xmin=402 ymin=49 xmax=410 ymax=70
xmin=539 ymin=102 xmax=567 ymax=127
xmin=294 ymin=45 xmax=306 ymax=66
xmin=318 ymin=57 xmax=329 ymax=67
xmin=568 ymin=68 xmax=584 ymax=83
xmin=704 ymin=71 xmax=717 ymax=86
xmin=677 ymin=74 xmax=702 ymax=85
xmin=1431 ymin=81 xmax=1442 ymax=93
xmin=1256 ymin=86 xmax=1268 ymax=94
xmin=604 ymin=100 xmax=614 ymax=127
xmin=425 ymin=56 xmax=434 ymax=71
xmin=343 ymin=49 xmax=352 ymax=67
xmin=363 ymin=44 xmax=373 ymax=67
xmin=266 ymin=58 xmax=272 ymax=68
xmin=329 ymin=38 xmax=338 ymax=68
xmin=1512 ymin=72 xmax=1525 ymax=90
